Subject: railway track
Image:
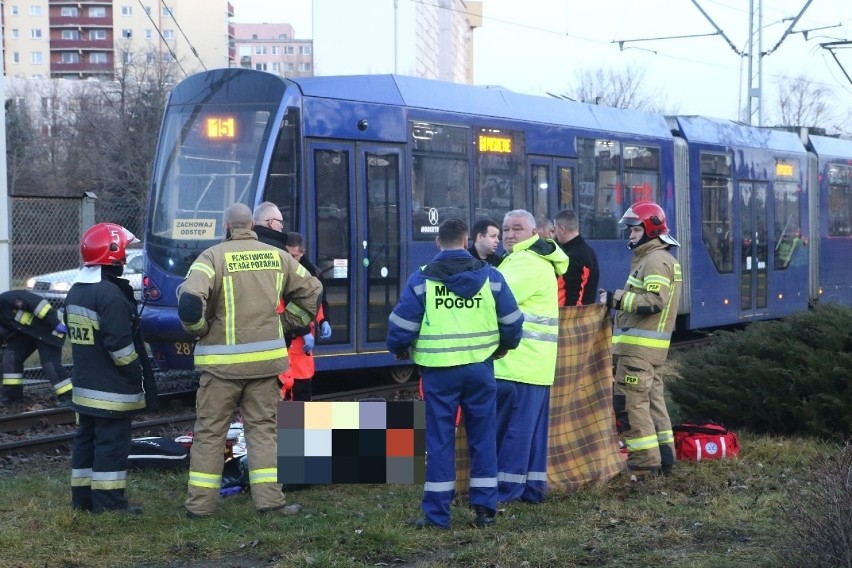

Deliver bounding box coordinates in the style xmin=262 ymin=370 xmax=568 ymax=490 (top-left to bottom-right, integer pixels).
xmin=0 ymin=382 xmax=420 ymax=456
xmin=3 ymin=333 xmax=714 ymax=457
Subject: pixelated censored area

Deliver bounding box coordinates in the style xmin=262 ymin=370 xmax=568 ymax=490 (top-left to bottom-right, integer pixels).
xmin=277 ymin=401 xmax=426 ymax=484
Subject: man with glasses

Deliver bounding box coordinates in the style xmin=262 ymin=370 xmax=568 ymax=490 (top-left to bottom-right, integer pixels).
xmin=252 ymin=201 xmax=286 ymax=245
xmin=252 ymin=203 xmax=332 ymax=396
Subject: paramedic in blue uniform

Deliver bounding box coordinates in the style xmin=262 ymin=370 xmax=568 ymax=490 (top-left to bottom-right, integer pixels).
xmin=387 ymin=218 xmax=523 ymax=529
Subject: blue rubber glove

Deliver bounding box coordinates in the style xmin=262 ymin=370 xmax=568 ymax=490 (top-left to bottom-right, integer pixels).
xmin=302 ymin=332 xmax=315 ymax=354
xmin=54 ymin=323 xmax=69 ymax=335
xmin=320 ymin=321 xmax=332 ymax=339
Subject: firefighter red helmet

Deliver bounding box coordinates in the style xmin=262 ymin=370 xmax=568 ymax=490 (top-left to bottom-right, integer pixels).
xmin=80 ymin=223 xmax=139 ymax=267
xmin=618 ymin=202 xmax=680 ymax=246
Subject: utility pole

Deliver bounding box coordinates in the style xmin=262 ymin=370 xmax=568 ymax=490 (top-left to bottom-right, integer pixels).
xmin=0 ymin=24 xmax=11 ymax=292
xmin=393 ymin=0 xmax=399 ymax=74
xmin=617 ymin=0 xmax=816 ymax=126
xmin=746 ymin=0 xmax=764 ymax=126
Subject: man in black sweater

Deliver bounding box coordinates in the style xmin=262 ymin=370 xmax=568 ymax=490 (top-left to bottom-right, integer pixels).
xmin=553 ymin=209 xmax=600 ymax=306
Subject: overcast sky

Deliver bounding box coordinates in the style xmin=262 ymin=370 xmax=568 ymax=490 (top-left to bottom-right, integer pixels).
xmin=231 ymin=0 xmax=852 ymax=124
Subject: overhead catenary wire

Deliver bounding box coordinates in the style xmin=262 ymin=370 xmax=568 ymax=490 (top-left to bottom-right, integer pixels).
xmin=158 ymin=0 xmax=207 ymax=71
xmin=136 ymin=0 xmax=187 ymax=77
xmin=411 ymin=0 xmax=849 ymax=95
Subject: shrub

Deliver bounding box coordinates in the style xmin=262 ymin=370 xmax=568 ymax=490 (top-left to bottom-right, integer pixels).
xmin=774 ymin=442 xmax=852 ymax=568
xmin=668 ymin=304 xmax=852 ymax=438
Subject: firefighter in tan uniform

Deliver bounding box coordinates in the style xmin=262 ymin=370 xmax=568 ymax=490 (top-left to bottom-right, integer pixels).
xmin=178 ymin=203 xmax=322 ymax=518
xmin=599 ymin=202 xmax=682 ymax=479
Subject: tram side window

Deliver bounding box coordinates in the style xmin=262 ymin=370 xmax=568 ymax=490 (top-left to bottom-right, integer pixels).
xmin=557 ymin=166 xmax=574 ymax=211
xmin=475 ymin=128 xmax=526 ymax=223
xmin=411 ymin=155 xmax=469 ymax=239
xmin=262 ymin=107 xmax=300 ymax=232
xmin=828 ymin=164 xmax=852 ymax=237
xmin=623 ymin=145 xmax=660 ymax=207
xmin=773 ymin=177 xmax=802 ymax=270
xmin=577 ymin=138 xmax=621 ymax=239
xmin=314 ymin=149 xmax=351 ymax=268
xmin=531 ymin=165 xmax=549 ymax=224
xmin=314 ymin=149 xmax=351 ymax=341
xmin=410 ymin=122 xmax=469 ymax=240
xmin=700 ymin=153 xmax=733 ymax=274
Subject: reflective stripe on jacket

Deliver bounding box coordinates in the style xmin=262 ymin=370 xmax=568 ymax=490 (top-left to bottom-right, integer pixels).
xmin=65 ymin=275 xmax=146 ymax=417
xmin=612 ymin=239 xmax=682 ymax=365
xmin=494 ymin=235 xmax=568 ymax=386
xmin=178 ymin=228 xmax=322 ymax=380
xmin=0 ymin=289 xmax=66 ymax=348
xmin=387 ymin=249 xmax=523 ymax=365
xmin=412 ymin=278 xmax=499 ymax=367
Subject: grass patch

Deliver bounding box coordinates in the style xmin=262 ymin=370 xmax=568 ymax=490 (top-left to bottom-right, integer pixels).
xmin=0 ymin=434 xmax=840 ymax=567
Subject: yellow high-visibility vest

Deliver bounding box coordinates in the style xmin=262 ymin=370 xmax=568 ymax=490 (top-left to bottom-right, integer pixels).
xmin=412 ymin=279 xmax=499 ymax=367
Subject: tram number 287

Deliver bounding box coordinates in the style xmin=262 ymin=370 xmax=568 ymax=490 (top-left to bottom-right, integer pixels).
xmin=175 ymin=342 xmax=194 ymax=356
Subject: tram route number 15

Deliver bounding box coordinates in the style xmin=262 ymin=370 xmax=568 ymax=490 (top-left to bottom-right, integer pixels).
xmin=175 ymin=342 xmax=194 ymax=356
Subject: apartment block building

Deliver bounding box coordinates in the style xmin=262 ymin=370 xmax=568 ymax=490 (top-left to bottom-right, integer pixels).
xmin=2 ymin=1 xmax=482 ymax=83
xmin=313 ymin=0 xmax=481 ymax=84
xmin=232 ymin=22 xmax=313 ymax=78
xmin=1 ymin=0 xmax=235 ymax=79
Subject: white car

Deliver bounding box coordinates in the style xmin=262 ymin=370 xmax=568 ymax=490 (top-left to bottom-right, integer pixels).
xmin=26 ymin=249 xmax=145 ymax=306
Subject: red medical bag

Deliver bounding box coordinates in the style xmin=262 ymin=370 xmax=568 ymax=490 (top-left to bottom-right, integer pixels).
xmin=674 ymin=422 xmax=740 ymax=461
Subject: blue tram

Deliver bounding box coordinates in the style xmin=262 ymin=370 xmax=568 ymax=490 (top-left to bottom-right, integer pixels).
xmin=807 ymin=134 xmax=852 ymax=306
xmin=669 ymin=117 xmax=811 ymax=329
xmin=139 ymin=68 xmax=852 ymax=375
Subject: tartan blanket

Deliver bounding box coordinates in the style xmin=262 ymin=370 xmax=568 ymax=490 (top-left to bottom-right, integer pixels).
xmin=454 ymin=303 xmax=625 ymax=493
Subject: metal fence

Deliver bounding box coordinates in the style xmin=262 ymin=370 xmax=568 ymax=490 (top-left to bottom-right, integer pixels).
xmin=10 ymin=193 xmax=145 ymax=287
xmin=8 ymin=193 xmax=145 ymax=389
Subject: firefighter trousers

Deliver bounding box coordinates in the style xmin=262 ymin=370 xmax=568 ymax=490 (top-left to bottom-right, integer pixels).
xmin=613 ymin=355 xmax=675 ymax=473
xmin=2 ymin=334 xmax=69 ymax=399
xmin=185 ymin=373 xmax=285 ymax=516
xmin=71 ymin=413 xmax=133 ymax=513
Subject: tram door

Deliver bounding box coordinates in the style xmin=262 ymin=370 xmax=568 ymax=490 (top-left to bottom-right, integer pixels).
xmin=309 ymin=142 xmax=403 ymax=353
xmin=739 ymin=181 xmax=769 ymax=316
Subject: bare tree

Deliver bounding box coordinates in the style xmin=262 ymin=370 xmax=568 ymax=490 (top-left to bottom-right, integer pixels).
xmin=768 ymin=74 xmax=850 ymax=135
xmin=5 ymin=52 xmax=181 ymax=233
xmin=562 ymin=65 xmax=677 ymax=114
xmin=4 ymin=79 xmax=78 ymax=195
xmin=4 ymin=97 xmax=38 ymax=195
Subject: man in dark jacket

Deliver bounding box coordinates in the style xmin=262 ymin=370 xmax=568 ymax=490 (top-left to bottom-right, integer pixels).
xmin=0 ymin=289 xmax=70 ymax=405
xmin=253 ymin=203 xmax=331 ymax=336
xmin=553 ymin=208 xmax=600 ymax=306
xmin=252 ymin=203 xmax=331 ymax=401
xmin=388 ymin=218 xmax=523 ymax=529
xmin=467 ymin=218 xmax=505 ymax=267
xmin=65 ymin=222 xmax=155 ymax=514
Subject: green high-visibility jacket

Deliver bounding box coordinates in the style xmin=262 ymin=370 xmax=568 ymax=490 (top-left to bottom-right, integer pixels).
xmin=494 ymin=235 xmax=568 ymax=385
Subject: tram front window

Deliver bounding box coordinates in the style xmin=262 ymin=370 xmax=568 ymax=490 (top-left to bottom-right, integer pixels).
xmin=148 ymin=103 xmax=279 ymax=276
